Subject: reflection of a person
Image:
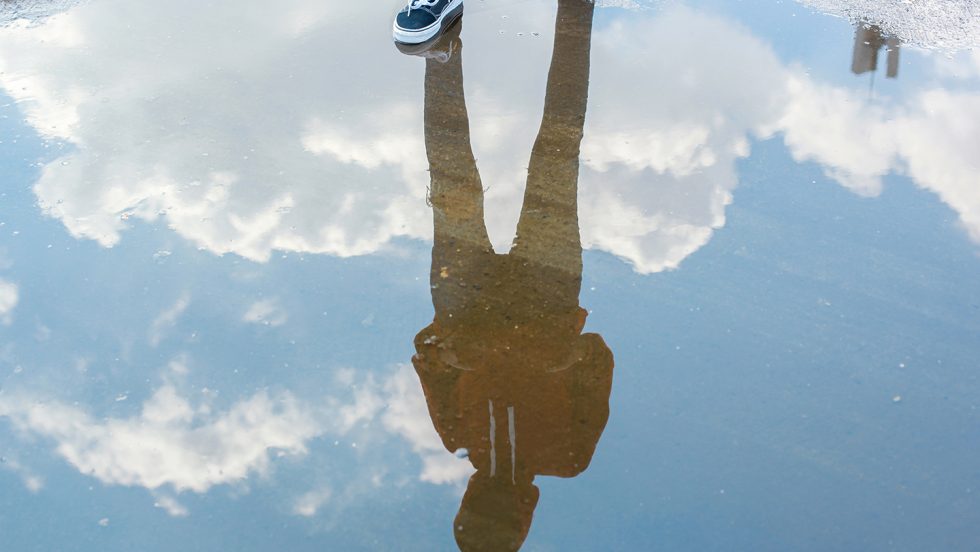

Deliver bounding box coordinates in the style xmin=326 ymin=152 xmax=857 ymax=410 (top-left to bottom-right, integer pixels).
xmin=852 ymin=23 xmax=900 ymax=79
xmin=409 ymin=1 xmax=612 ymax=550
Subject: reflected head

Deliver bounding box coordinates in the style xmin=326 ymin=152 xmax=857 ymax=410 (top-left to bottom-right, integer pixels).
xmin=453 ymin=472 xmax=540 ymax=552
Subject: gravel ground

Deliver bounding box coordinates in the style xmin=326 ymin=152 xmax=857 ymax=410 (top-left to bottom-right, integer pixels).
xmin=1 ymin=0 xmax=81 ymax=26
xmin=799 ymin=0 xmax=980 ymax=51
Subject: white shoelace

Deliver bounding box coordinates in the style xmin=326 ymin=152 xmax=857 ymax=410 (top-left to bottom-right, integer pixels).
xmin=406 ymin=0 xmax=439 ymax=14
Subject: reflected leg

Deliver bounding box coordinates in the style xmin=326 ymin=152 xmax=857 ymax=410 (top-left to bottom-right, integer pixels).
xmin=511 ymin=0 xmax=594 ymax=287
xmin=423 ymin=32 xmax=494 ymax=319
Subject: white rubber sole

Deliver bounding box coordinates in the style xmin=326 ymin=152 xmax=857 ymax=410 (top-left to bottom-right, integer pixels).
xmin=392 ymin=0 xmax=463 ymax=44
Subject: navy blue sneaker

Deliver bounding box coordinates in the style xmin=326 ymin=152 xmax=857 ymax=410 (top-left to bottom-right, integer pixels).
xmin=395 ymin=16 xmax=461 ymax=61
xmin=393 ymin=0 xmax=463 ymax=45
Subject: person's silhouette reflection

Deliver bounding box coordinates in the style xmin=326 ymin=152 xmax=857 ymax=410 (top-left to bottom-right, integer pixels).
xmin=851 ymin=23 xmax=900 ymax=79
xmin=409 ymin=1 xmax=612 ymax=550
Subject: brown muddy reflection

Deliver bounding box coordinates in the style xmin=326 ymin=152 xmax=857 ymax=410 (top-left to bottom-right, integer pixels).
xmin=409 ymin=1 xmax=612 ymax=550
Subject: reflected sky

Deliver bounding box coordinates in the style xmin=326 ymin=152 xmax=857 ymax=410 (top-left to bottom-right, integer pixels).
xmin=1 ymin=0 xmax=980 ymax=550
xmin=0 ymin=0 xmax=977 ymax=271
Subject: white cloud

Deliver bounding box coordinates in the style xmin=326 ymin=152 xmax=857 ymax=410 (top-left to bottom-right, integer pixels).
xmin=578 ymin=10 xmax=787 ymax=272
xmin=892 ymin=90 xmax=980 ymax=242
xmin=1 ymin=359 xmax=475 ymax=521
xmin=292 ymin=486 xmax=332 ymax=517
xmin=775 ymin=78 xmax=980 ymax=242
xmin=774 ymin=74 xmax=897 ymax=197
xmin=0 ymin=384 xmax=324 ymax=494
xmin=0 ymin=456 xmax=45 ymax=492
xmin=336 ymin=383 xmax=385 ymax=433
xmin=932 ymin=49 xmax=980 ymax=81
xmin=279 ymin=366 xmax=472 ymax=520
xmin=0 ymin=279 xmax=19 ymax=325
xmin=24 ymin=473 xmax=44 ymax=492
xmin=148 ymin=293 xmax=190 ymax=346
xmin=0 ymin=0 xmax=431 ymax=262
xmin=153 ymin=494 xmax=189 ymax=517
xmin=381 ymin=366 xmax=474 ymax=486
xmin=243 ymin=298 xmax=288 ymax=327
xmin=0 ymin=2 xmax=793 ymax=274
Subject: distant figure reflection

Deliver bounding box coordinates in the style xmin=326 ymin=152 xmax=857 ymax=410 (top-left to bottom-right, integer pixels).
xmin=407 ymin=1 xmax=613 ymax=550
xmin=851 ymin=23 xmax=900 ymax=79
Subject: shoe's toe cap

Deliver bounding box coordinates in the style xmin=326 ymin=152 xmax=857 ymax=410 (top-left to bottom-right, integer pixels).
xmin=395 ymin=9 xmax=437 ymax=31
